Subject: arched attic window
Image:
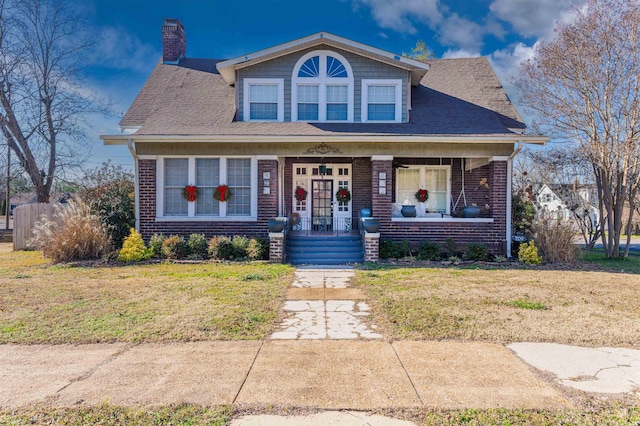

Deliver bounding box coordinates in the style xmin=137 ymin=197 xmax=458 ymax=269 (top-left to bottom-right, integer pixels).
xmin=292 ymin=51 xmax=354 ymax=122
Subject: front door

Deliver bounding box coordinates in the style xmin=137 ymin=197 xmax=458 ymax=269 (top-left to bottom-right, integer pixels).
xmin=312 ymin=180 xmax=333 ymax=231
xmin=292 ymin=163 xmax=352 ymax=232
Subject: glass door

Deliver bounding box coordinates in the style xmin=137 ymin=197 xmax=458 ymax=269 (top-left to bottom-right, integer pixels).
xmin=312 ymin=180 xmax=333 ymax=232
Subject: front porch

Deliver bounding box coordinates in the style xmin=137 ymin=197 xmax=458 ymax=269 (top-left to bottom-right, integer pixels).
xmin=277 ymin=155 xmax=508 ymax=256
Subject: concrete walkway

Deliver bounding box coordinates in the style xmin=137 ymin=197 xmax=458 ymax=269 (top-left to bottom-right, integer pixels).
xmin=0 ymin=341 xmax=567 ymax=410
xmin=271 ymin=267 xmax=382 ymax=339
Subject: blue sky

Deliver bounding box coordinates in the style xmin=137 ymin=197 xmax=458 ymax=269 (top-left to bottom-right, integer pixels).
xmin=87 ymin=0 xmax=574 ymax=169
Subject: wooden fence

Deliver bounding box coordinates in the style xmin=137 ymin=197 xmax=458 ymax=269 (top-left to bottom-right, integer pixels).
xmin=13 ymin=203 xmax=56 ymax=251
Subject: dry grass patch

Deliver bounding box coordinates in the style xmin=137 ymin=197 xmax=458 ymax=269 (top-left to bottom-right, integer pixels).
xmin=0 ymin=250 xmax=293 ymax=344
xmin=354 ymin=266 xmax=640 ymax=347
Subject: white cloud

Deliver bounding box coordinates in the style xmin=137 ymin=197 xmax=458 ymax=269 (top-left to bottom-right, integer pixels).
xmin=442 ymin=48 xmax=481 ymax=59
xmin=437 ymin=13 xmax=485 ymax=52
xmin=91 ymin=26 xmax=159 ymax=72
xmin=489 ymin=0 xmax=573 ymax=39
xmin=489 ymin=42 xmax=537 ymax=82
xmin=352 ymin=0 xmax=443 ymax=34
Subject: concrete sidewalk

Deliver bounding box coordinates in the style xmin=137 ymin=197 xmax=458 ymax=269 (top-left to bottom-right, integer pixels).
xmin=0 ymin=340 xmax=567 ymax=410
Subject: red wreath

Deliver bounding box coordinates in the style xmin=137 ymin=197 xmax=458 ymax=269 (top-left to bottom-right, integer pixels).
xmin=415 ymin=188 xmax=429 ymax=203
xmin=336 ymin=188 xmax=351 ymax=203
xmin=182 ymin=185 xmax=199 ymax=202
xmin=214 ymin=184 xmax=232 ymax=202
xmin=294 ymin=186 xmax=308 ymax=202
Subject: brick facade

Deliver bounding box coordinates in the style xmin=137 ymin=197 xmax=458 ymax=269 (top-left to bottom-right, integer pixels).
xmin=138 ymin=157 xmax=509 ymax=256
xmin=137 ymin=159 xmax=278 ymax=241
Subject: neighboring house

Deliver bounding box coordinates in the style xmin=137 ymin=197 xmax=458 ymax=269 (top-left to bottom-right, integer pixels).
xmin=536 ymin=183 xmax=599 ymax=227
xmin=102 ymin=19 xmax=548 ymax=260
xmin=8 ymin=192 xmax=71 ymax=215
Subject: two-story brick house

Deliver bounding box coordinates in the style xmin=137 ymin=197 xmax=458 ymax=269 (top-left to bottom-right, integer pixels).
xmin=102 ymin=19 xmax=547 ymax=262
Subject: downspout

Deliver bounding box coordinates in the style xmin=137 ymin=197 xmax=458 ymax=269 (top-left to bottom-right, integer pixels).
xmin=506 ymin=140 xmax=523 ymax=257
xmin=127 ymin=139 xmax=140 ymax=232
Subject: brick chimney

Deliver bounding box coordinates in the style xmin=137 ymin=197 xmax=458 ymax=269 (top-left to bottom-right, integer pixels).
xmin=162 ymin=19 xmax=186 ymax=63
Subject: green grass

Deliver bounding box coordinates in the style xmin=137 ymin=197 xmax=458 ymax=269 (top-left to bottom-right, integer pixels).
xmin=0 ymin=404 xmax=231 ymax=426
xmin=1 ymin=406 xmax=639 ymax=425
xmin=581 ymin=250 xmax=640 ymax=273
xmin=353 ymin=266 xmax=640 ymax=346
xmin=0 ymin=251 xmax=294 ymax=344
xmin=507 ymin=299 xmax=547 ymax=310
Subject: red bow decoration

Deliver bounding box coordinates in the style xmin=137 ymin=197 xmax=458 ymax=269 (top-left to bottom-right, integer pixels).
xmin=218 ymin=185 xmax=227 ymax=202
xmin=295 ymin=186 xmax=308 ymax=202
xmin=182 ymin=185 xmax=199 ymax=202
xmin=185 ymin=185 xmax=197 ymax=202
xmin=214 ymin=184 xmax=231 ymax=202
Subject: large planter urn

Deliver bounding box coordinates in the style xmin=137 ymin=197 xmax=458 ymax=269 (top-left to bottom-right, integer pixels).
xmin=461 ymin=205 xmax=481 ymax=218
xmin=401 ymin=205 xmax=417 ymax=217
xmin=362 ymin=218 xmax=380 ymax=233
xmin=268 ymin=218 xmax=286 ymax=233
xmin=360 ymin=208 xmax=372 ymax=218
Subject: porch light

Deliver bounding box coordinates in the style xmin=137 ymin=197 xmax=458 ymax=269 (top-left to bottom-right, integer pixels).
xmin=319 ymin=164 xmax=327 ymax=175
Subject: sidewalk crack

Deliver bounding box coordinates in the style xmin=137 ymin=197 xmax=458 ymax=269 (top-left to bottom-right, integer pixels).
xmin=233 ymin=340 xmax=264 ymax=403
xmin=391 ymin=342 xmax=424 ymax=406
xmin=55 ymin=343 xmax=135 ymax=394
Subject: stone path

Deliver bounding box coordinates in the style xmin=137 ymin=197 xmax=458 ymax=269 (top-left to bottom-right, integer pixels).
xmin=271 ymin=267 xmax=382 ymax=340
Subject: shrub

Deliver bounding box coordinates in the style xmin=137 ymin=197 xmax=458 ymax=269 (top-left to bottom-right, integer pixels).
xmin=464 ymin=243 xmax=489 ymax=261
xmin=533 ymin=215 xmax=579 ymax=263
xmin=118 ymin=228 xmax=152 ymax=262
xmin=161 ymin=235 xmax=188 ymax=259
xmin=232 ymin=235 xmax=250 ymax=259
xmin=31 ymin=199 xmax=110 ymax=263
xmin=443 ymin=237 xmax=458 ymax=257
xmin=379 ymin=239 xmax=412 ymax=259
xmin=518 ymin=241 xmax=542 ymax=265
xmin=247 ymin=238 xmax=269 ymax=260
xmin=417 ymin=240 xmax=441 ymax=261
xmin=76 ymin=162 xmax=135 ymax=249
xmin=208 ymin=236 xmax=235 ymax=260
xmin=148 ymin=233 xmax=166 ymax=258
xmin=187 ymin=233 xmax=208 ymax=259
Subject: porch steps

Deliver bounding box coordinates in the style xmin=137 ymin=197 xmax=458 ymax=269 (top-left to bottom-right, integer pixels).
xmin=286 ymin=235 xmax=363 ymax=265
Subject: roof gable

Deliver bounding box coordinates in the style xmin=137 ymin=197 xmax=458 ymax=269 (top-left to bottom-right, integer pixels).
xmin=216 ymin=32 xmax=429 ymax=86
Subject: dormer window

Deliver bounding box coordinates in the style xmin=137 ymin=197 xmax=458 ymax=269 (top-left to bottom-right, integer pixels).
xmin=243 ymin=78 xmax=284 ymax=122
xmin=292 ymin=51 xmax=354 ymax=122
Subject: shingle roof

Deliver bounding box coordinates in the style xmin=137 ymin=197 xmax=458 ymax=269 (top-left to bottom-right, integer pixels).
xmin=120 ymin=55 xmax=526 ymax=137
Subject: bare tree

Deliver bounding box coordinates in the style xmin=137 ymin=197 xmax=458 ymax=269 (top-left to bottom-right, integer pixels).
xmin=516 ymin=0 xmax=640 ymax=258
xmin=0 ymin=0 xmax=106 ymax=203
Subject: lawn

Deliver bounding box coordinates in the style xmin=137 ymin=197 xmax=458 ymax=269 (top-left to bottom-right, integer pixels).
xmin=1 ymin=405 xmax=638 ymax=425
xmin=0 ymin=250 xmax=294 ymax=344
xmin=354 ymin=258 xmax=640 ymax=347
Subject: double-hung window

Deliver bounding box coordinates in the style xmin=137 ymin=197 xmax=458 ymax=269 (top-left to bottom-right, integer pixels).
xmin=159 ymin=157 xmax=257 ymax=219
xmin=362 ymin=79 xmax=402 ymax=122
xmin=243 ymin=78 xmax=284 ymax=121
xmin=396 ymin=166 xmax=450 ymax=214
xmin=292 ymin=51 xmax=353 ymax=122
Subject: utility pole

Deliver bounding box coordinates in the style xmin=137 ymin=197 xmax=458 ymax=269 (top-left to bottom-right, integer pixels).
xmin=5 ymin=144 xmax=9 ymax=231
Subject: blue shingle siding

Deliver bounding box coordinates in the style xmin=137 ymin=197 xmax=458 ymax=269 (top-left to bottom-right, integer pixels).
xmin=238 ymin=46 xmax=408 ymax=122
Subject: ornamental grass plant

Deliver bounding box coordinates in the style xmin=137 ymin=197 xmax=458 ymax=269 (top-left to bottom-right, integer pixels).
xmin=31 ymin=199 xmax=110 ymax=263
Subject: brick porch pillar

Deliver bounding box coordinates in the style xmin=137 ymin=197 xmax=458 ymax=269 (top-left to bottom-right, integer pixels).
xmin=269 ymin=232 xmax=285 ymax=263
xmin=257 ymin=157 xmax=279 ymax=222
xmin=371 ymin=156 xmax=393 ymax=232
xmin=489 ymin=158 xmax=508 ymax=256
xmin=363 ymin=232 xmax=380 ymax=262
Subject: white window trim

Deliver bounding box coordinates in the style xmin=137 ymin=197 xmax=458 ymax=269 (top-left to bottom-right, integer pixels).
xmin=292 ymin=50 xmax=354 ymax=122
xmin=395 ymin=165 xmax=451 ymax=215
xmin=156 ymin=156 xmax=258 ymax=221
xmin=243 ymin=78 xmax=284 ymax=122
xmin=361 ymin=78 xmax=403 ymax=123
